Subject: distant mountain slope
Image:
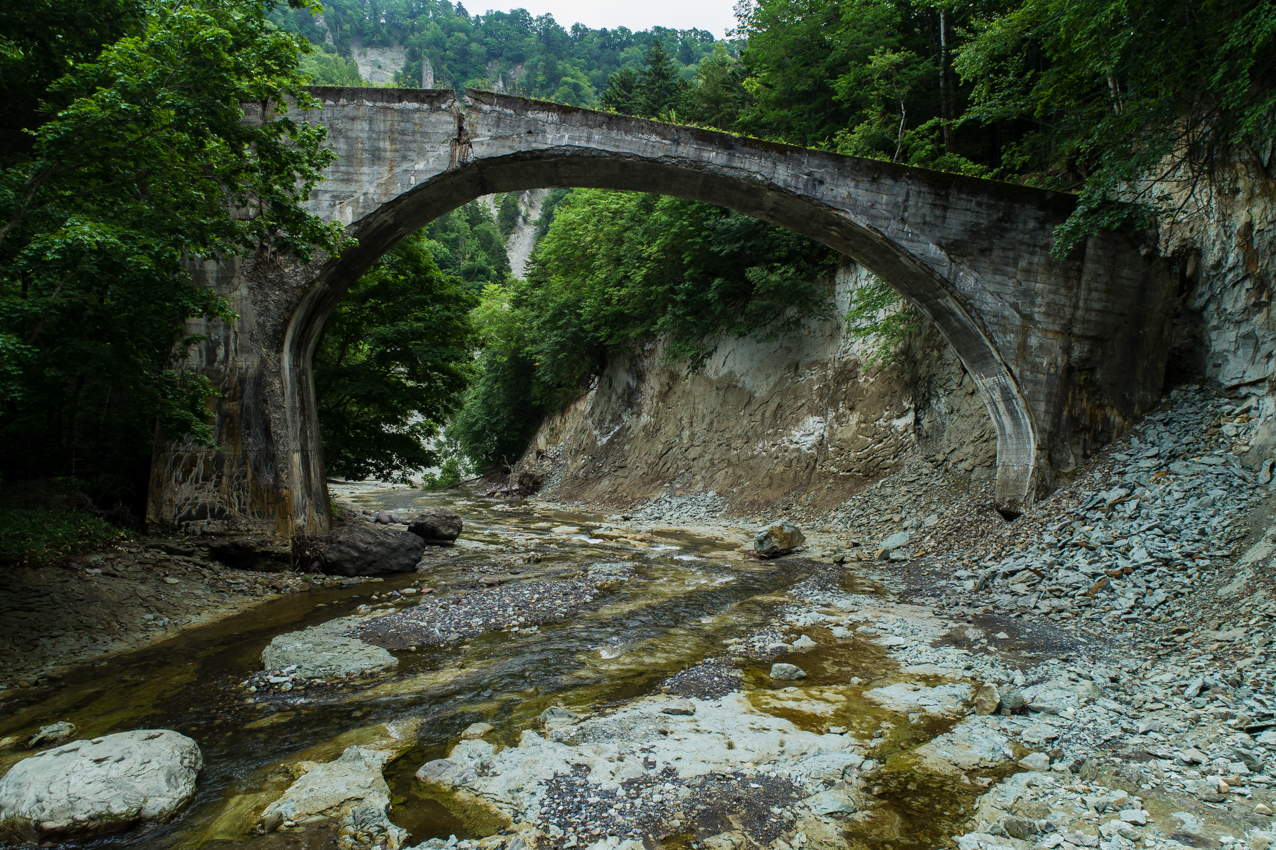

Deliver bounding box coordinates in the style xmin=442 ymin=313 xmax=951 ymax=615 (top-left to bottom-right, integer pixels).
xmin=272 ymin=0 xmax=725 ymax=105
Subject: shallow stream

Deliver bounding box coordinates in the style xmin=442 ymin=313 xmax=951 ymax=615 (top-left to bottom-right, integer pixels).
xmin=0 ymin=487 xmax=998 ymax=850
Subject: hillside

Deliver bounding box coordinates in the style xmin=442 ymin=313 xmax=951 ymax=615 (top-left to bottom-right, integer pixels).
xmin=271 ymin=0 xmax=723 ymax=102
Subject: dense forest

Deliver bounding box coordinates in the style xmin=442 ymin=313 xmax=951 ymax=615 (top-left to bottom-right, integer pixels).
xmin=271 ymin=0 xmax=721 ymax=104
xmin=0 ymin=0 xmax=1272 ymax=551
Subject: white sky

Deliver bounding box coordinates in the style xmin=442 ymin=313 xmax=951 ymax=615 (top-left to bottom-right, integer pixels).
xmin=471 ymin=0 xmax=740 ymax=37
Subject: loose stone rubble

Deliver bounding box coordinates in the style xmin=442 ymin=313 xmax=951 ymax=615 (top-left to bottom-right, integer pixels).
xmin=353 ymin=575 xmax=619 ymax=650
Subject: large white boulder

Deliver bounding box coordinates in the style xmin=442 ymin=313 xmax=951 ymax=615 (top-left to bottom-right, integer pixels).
xmin=0 ymin=729 xmax=202 ymax=839
xmin=260 ymin=746 xmax=406 ymax=847
xmin=261 ymin=617 xmax=398 ymax=678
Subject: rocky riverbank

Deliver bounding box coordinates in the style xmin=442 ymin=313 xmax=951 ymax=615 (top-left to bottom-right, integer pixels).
xmin=0 ymin=537 xmax=346 ymax=692
xmin=505 ymin=383 xmax=1276 ymax=850
xmin=2 ymin=386 xmax=1274 ymax=850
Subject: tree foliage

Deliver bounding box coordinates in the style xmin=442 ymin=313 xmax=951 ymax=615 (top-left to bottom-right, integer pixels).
xmin=420 ymin=201 xmax=511 ymax=289
xmin=300 ymin=43 xmax=365 ymax=85
xmin=497 ymin=193 xmax=522 ymax=237
xmin=956 ymin=0 xmax=1276 ymax=254
xmin=271 ymin=0 xmax=718 ymax=107
xmin=0 ymin=0 xmax=341 ymax=498
xmin=315 ymin=231 xmax=477 ymax=482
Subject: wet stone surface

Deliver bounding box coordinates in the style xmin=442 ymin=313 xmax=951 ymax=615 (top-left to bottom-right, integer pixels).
xmin=534 ymin=766 xmax=805 ymax=848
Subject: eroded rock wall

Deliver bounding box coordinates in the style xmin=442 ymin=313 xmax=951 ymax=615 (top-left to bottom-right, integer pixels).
xmin=1158 ymin=156 xmax=1276 ymax=461
xmin=516 ymin=264 xmax=997 ymax=516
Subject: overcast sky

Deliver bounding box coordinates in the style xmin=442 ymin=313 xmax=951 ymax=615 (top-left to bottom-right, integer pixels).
xmin=470 ymin=0 xmax=740 ymax=37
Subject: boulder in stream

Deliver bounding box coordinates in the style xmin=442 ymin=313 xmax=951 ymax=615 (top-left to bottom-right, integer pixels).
xmin=0 ymin=729 xmax=202 ymax=840
xmin=770 ymin=662 xmax=808 ymax=680
xmin=259 ymin=745 xmax=405 ymax=848
xmin=407 ymin=508 xmax=463 ymax=544
xmin=321 ymin=523 xmax=426 ymax=576
xmin=751 ymin=522 xmax=805 ymax=557
xmin=261 ymin=618 xmax=398 ymax=678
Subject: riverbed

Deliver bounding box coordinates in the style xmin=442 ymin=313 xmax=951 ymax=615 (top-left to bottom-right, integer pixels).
xmin=0 ymin=486 xmax=1021 ymax=850
xmin=9 ymin=441 xmax=1273 ymax=850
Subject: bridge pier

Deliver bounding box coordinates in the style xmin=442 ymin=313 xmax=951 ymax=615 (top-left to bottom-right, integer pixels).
xmin=146 ymin=89 xmax=1176 ymax=536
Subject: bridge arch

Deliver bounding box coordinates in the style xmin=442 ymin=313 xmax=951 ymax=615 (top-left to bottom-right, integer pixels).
xmin=282 ymin=143 xmax=1037 ymax=534
xmin=147 ymin=89 xmax=1173 ymax=537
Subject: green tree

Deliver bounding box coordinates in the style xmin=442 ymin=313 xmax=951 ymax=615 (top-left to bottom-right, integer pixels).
xmin=957 ymin=0 xmax=1276 ymax=253
xmin=734 ymin=0 xmax=862 ymax=145
xmin=315 ymin=231 xmax=477 ymax=481
xmin=300 ymin=45 xmax=365 ymax=85
xmin=682 ymin=43 xmax=752 ymax=132
xmin=448 ymin=283 xmax=543 ymax=472
xmin=832 ymin=47 xmax=937 ymax=163
xmin=0 ymin=0 xmax=341 ymax=497
xmin=602 ymin=41 xmax=692 ymax=119
xmin=636 ymin=41 xmax=690 ymax=119
xmin=422 ymin=201 xmax=511 ymax=290
xmin=497 ymin=192 xmax=521 ymax=237
xmin=601 ymin=67 xmax=642 ymax=114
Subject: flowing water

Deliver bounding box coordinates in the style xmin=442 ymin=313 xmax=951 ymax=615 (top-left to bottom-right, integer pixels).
xmin=0 ymin=487 xmax=1003 ymax=850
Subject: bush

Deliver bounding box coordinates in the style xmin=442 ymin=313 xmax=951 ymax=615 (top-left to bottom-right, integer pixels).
xmin=844 ymin=275 xmax=917 ymax=366
xmin=0 ymin=509 xmax=128 ymax=569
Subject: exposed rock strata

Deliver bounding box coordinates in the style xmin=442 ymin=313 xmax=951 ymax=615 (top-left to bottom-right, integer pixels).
xmin=516 ymin=264 xmax=997 ymax=516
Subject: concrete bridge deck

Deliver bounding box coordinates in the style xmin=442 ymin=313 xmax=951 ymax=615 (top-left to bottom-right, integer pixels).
xmin=147 ymin=87 xmax=1176 ymax=537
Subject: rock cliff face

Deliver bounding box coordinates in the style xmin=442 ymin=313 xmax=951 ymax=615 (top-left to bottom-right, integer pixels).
xmin=514 ymin=264 xmax=997 ymax=516
xmin=1159 ymin=157 xmax=1276 ymax=460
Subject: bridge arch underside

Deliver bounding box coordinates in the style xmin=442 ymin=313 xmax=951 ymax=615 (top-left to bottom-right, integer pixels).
xmin=285 ymin=151 xmax=1037 ymax=533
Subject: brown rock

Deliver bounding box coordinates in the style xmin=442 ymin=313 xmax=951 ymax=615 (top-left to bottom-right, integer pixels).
xmin=974 ymin=683 xmax=1001 ymax=715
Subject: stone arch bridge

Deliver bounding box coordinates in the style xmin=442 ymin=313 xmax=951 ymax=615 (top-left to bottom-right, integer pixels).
xmin=147 ymin=87 xmax=1176 ymax=537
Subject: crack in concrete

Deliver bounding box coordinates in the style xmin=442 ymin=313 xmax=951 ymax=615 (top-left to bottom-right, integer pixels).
xmin=448 ymin=97 xmax=472 ymax=169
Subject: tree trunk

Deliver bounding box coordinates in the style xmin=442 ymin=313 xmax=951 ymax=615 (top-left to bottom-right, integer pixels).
xmin=939 ymin=8 xmax=956 ymax=154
